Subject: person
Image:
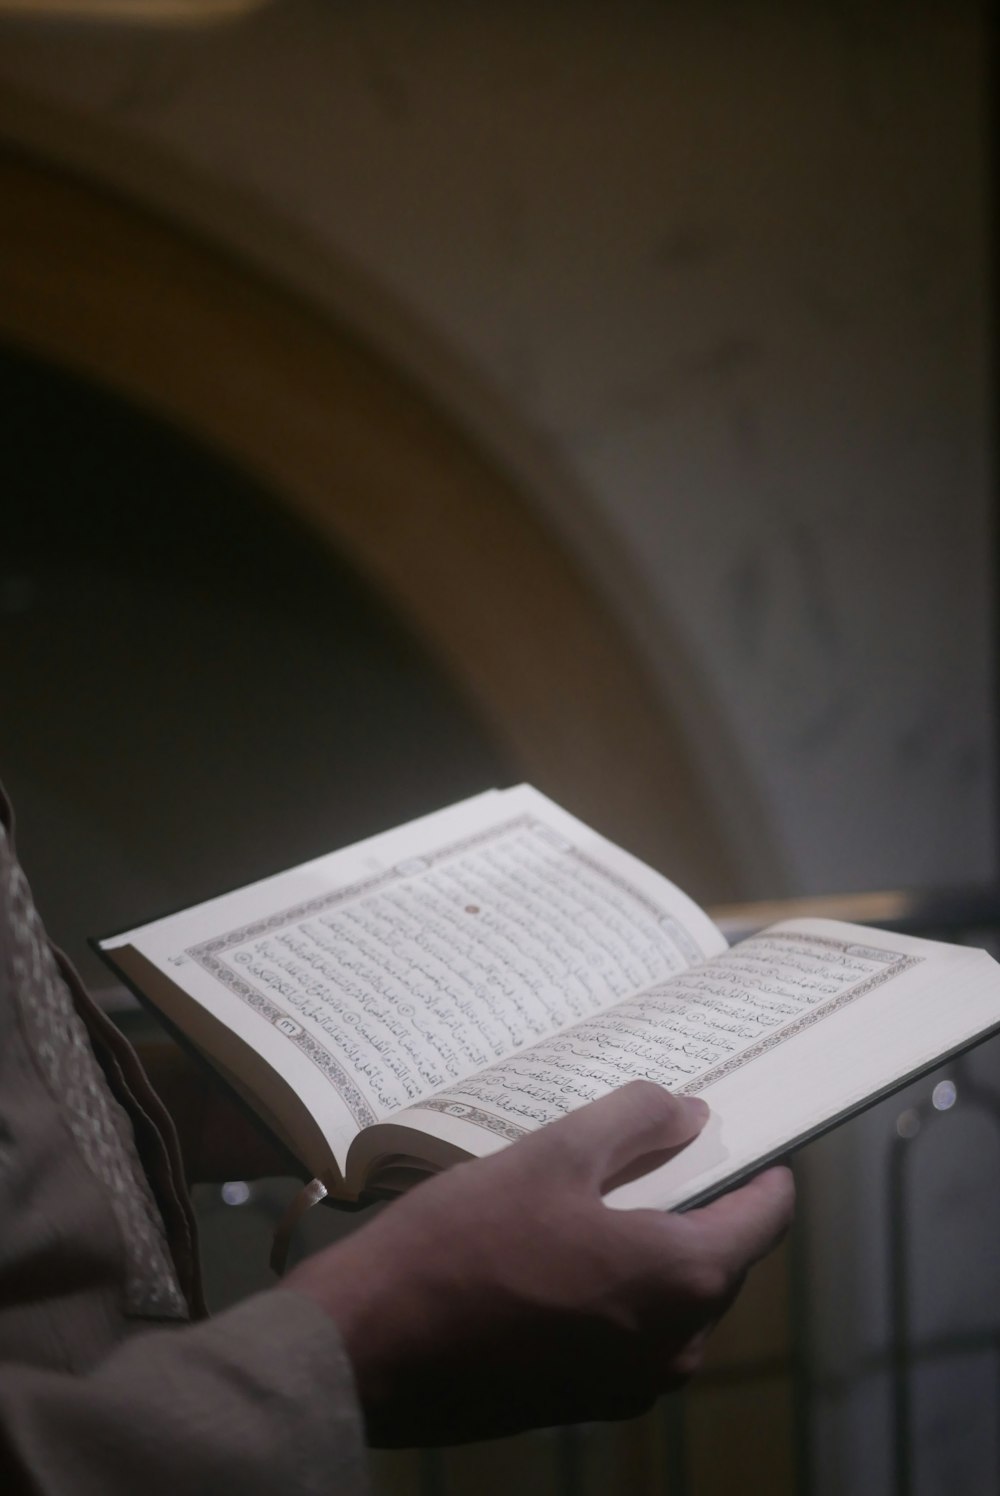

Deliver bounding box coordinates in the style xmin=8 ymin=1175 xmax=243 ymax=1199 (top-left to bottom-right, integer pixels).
xmin=0 ymin=779 xmax=794 ymax=1493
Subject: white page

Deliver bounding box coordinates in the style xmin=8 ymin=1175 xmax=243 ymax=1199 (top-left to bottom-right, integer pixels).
xmin=102 ymin=790 xmax=503 ymax=1169
xmin=100 ymin=785 xmax=724 ymax=1172
xmin=398 ymin=920 xmax=1000 ymax=1205
xmin=607 ymin=920 xmax=1000 ymax=1210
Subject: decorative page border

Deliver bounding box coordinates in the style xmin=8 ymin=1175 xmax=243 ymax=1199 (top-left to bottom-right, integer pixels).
xmin=415 ymin=1099 xmax=529 ymax=1143
xmin=408 ymin=932 xmax=922 ymax=1140
xmin=184 ymin=814 xmax=699 ymax=1131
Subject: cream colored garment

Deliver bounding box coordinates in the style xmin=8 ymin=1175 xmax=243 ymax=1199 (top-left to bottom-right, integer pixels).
xmin=0 ymin=786 xmax=368 ymax=1494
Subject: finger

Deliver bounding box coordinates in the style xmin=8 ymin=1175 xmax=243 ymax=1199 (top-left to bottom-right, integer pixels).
xmin=529 ymin=1080 xmax=709 ymax=1190
xmin=680 ymin=1165 xmax=795 ymax=1271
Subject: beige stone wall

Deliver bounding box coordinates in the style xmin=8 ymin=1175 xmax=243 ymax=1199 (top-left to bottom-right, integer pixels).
xmin=0 ymin=0 xmax=991 ymax=902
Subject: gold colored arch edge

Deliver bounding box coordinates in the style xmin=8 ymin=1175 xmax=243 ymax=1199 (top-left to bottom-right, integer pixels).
xmin=0 ymin=141 xmax=781 ymax=903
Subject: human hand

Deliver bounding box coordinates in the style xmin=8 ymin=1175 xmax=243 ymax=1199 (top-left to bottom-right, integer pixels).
xmin=284 ymin=1080 xmax=794 ymax=1445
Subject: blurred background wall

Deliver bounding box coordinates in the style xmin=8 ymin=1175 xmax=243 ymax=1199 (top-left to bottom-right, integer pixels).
xmin=0 ymin=3 xmax=993 ymax=1494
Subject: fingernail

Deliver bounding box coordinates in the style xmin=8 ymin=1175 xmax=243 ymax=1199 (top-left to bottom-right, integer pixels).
xmin=683 ymin=1096 xmax=710 ymax=1122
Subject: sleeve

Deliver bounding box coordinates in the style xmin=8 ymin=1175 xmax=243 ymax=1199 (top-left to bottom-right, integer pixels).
xmin=0 ymin=1290 xmax=369 ymax=1496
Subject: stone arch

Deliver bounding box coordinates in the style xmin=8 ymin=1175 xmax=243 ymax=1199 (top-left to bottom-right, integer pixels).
xmin=0 ymin=141 xmax=778 ymax=899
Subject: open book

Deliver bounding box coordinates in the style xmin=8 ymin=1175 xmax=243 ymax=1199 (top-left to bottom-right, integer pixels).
xmin=95 ymin=786 xmax=1000 ymax=1212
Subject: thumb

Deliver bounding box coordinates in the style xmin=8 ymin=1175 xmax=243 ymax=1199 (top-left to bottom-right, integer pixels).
xmin=528 ymin=1080 xmax=709 ymax=1193
xmin=680 ymin=1165 xmax=795 ymax=1271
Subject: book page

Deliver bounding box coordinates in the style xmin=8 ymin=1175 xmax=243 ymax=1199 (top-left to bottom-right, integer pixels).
xmin=100 ymin=785 xmax=723 ymax=1171
xmin=397 ymin=920 xmax=1000 ymax=1190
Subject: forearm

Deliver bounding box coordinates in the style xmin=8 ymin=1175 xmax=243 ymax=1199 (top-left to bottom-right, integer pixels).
xmin=0 ymin=1291 xmax=367 ymax=1496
